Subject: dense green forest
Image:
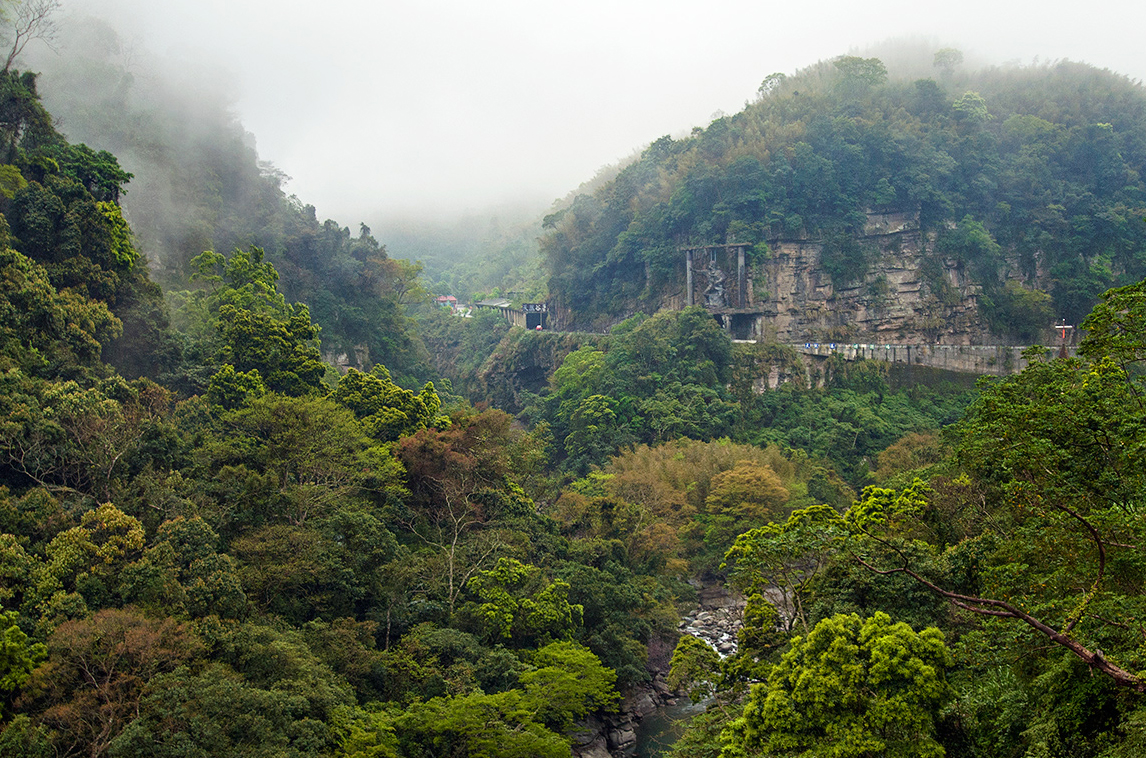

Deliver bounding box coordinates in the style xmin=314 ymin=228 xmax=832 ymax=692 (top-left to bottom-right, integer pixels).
xmin=541 ymin=54 xmax=1146 ymax=334
xmin=4 ymin=26 xmax=1146 ymax=758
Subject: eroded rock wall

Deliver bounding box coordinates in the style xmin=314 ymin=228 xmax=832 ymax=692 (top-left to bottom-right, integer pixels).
xmin=748 ymin=228 xmax=992 ymax=344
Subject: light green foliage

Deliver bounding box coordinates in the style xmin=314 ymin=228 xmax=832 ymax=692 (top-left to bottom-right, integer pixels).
xmin=520 ymin=640 xmax=620 ymax=728
xmin=724 ymin=504 xmax=844 ymax=633
xmin=331 ymin=705 xmax=400 ymax=758
xmin=563 ymin=393 xmax=623 ymax=465
xmin=721 ymin=612 xmax=951 ymax=758
xmin=844 ymin=480 xmax=931 ymax=532
xmin=338 ymin=641 xmax=616 ymax=758
xmin=0 ymin=374 xmax=172 ymax=501
xmin=205 ymin=364 xmax=266 ymax=410
xmin=465 ymin=557 xmax=582 ymax=646
xmin=168 ymin=246 xmax=328 ymax=395
xmin=668 ymin=634 xmax=722 ymax=702
xmin=0 ymin=609 xmax=46 ymax=715
xmin=953 ymin=91 xmax=992 ymax=124
xmin=0 ymin=533 xmax=36 ymax=607
xmin=0 ymin=163 xmax=26 ymax=197
xmin=331 ymin=365 xmax=445 ymax=442
xmin=0 ymin=248 xmax=121 ymax=373
xmin=35 ymin=503 xmax=144 ymax=616
xmin=391 ymin=691 xmax=572 ymax=758
xmin=96 ymin=201 xmax=138 ymax=268
xmin=190 ymin=246 xmax=288 ymax=317
xmin=1079 ymin=276 xmax=1146 ymax=371
xmin=948 ymin=350 xmax=1146 ymax=681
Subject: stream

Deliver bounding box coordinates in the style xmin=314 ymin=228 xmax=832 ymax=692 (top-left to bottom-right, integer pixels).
xmin=631 ymin=697 xmax=708 ymax=757
xmin=629 ymin=586 xmax=743 ymax=756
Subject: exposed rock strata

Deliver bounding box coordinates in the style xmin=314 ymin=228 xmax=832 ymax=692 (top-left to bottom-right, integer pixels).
xmin=745 ymin=228 xmax=991 ymax=344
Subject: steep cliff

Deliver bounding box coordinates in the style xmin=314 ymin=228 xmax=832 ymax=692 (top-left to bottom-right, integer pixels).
xmin=744 ymin=219 xmax=989 ymax=344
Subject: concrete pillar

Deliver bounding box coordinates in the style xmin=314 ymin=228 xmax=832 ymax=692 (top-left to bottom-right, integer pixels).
xmin=737 ymin=245 xmax=746 ymax=308
xmin=686 ymin=249 xmax=694 ymax=306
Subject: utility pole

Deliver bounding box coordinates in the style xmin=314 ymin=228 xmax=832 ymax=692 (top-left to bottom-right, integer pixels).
xmin=1054 ymin=319 xmax=1074 ymax=359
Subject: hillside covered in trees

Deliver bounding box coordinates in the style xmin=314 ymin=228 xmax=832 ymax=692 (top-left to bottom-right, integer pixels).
xmin=542 ymin=54 xmax=1146 ymax=341
xmin=4 ymin=26 xmax=1146 ymax=758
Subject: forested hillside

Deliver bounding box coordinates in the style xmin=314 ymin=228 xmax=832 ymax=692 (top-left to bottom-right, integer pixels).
xmin=28 ymin=18 xmax=429 ymax=385
xmin=543 ymin=54 xmax=1146 ymax=337
xmin=0 ymin=65 xmax=677 ymax=756
xmin=4 ymin=26 xmax=1146 ymax=758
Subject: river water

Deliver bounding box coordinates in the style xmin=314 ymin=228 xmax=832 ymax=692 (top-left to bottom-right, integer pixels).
xmin=630 ymin=697 xmax=708 ymax=757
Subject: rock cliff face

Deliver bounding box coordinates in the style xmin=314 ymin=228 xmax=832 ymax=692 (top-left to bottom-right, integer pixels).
xmin=716 ymin=210 xmax=995 ymax=345
xmin=475 ymin=330 xmax=600 ymax=412
xmin=750 ymin=229 xmax=988 ymax=344
xmin=641 ymin=211 xmax=1005 ymax=346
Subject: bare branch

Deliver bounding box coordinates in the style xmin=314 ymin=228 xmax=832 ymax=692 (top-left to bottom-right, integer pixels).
xmin=4 ymin=0 xmax=62 ymax=73
xmin=853 ymin=553 xmax=1144 ymax=691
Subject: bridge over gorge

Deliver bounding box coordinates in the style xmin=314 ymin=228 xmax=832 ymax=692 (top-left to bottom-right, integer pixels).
xmin=765 ymin=341 xmax=1079 ymax=376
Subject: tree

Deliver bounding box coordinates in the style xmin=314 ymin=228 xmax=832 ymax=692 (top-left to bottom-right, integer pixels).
xmin=2 ymin=0 xmax=61 ymax=73
xmin=833 ymin=56 xmax=888 ymax=93
xmin=720 ymin=612 xmax=951 ymax=758
xmin=463 ymin=558 xmax=582 ymax=646
xmin=395 ymin=410 xmax=521 ymax=616
xmin=519 ymin=641 xmax=619 ymax=729
xmin=724 ymin=505 xmax=843 ymax=634
xmin=0 ymin=375 xmax=170 ymax=500
xmin=932 ymin=48 xmax=963 ymax=77
xmin=118 ymin=516 xmax=248 ymax=619
xmin=0 ymin=610 xmax=45 ymax=717
xmin=198 ymin=393 xmax=392 ymax=532
xmin=667 ymin=634 xmax=722 ymax=702
xmin=109 ymin=663 xmax=336 ymax=758
xmin=833 ymin=299 xmax=1146 ymax=692
xmin=0 ymin=248 xmax=121 ymax=375
xmin=703 ymin=460 xmax=790 ymax=548
xmin=1077 ymin=276 xmax=1146 ymax=373
xmin=110 ymin=622 xmax=353 ymax=758
xmin=34 ymin=502 xmax=146 ymax=616
xmin=757 ymin=73 xmax=787 ymax=99
xmin=331 ymin=365 xmax=445 ymax=442
xmin=952 ymin=91 xmax=992 ymax=125
xmin=19 ymin=608 xmax=202 ymax=758
xmin=216 ymin=304 xmax=325 ymax=396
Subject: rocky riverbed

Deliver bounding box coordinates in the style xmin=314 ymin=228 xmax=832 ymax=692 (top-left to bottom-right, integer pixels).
xmin=571 ymin=584 xmax=746 ymax=757
xmin=678 ymin=583 xmax=746 ymax=657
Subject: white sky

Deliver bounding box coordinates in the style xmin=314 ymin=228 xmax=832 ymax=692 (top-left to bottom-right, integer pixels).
xmin=65 ymin=0 xmax=1146 ymax=229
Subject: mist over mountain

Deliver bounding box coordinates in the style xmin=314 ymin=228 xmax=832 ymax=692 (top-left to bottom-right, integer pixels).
xmin=41 ymin=0 xmax=1146 ymax=230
